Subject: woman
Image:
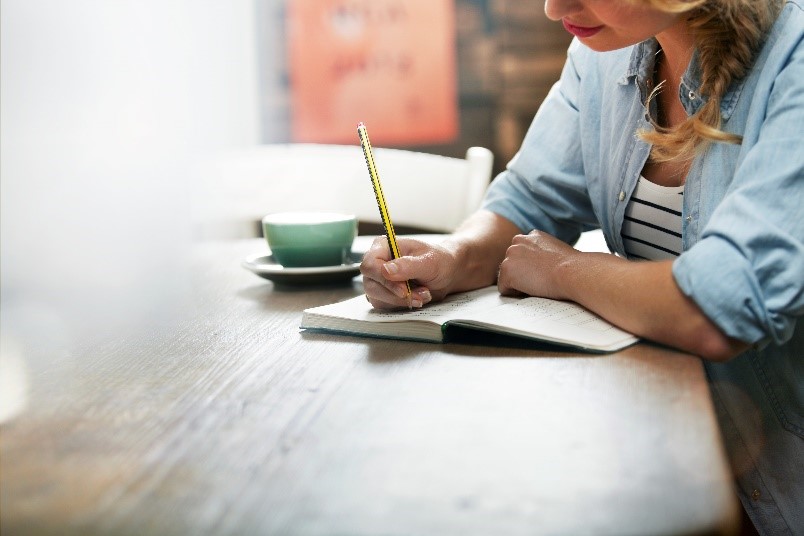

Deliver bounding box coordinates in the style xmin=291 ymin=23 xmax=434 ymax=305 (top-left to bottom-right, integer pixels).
xmin=361 ymin=0 xmax=803 ymax=532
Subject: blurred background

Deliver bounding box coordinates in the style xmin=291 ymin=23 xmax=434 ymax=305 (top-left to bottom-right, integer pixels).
xmin=261 ymin=0 xmax=572 ymax=171
xmin=0 ymin=0 xmax=570 ymax=419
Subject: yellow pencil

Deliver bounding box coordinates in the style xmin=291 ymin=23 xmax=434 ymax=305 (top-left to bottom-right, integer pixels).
xmin=357 ymin=122 xmax=412 ymax=300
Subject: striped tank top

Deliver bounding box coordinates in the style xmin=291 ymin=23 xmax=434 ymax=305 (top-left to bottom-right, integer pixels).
xmin=622 ymin=176 xmax=684 ymax=260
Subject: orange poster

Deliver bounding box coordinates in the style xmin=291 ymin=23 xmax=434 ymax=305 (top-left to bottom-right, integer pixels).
xmin=287 ymin=0 xmax=458 ymax=145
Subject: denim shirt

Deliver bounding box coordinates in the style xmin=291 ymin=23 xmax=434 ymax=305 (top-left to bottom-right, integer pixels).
xmin=483 ymin=2 xmax=804 ymax=532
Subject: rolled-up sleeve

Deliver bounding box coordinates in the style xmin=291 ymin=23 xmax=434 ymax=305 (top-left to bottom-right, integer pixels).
xmin=673 ymin=42 xmax=804 ymax=345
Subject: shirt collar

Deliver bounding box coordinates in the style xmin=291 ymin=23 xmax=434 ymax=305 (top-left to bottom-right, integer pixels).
xmin=619 ymin=38 xmax=658 ymax=86
xmin=618 ymin=38 xmax=744 ymax=121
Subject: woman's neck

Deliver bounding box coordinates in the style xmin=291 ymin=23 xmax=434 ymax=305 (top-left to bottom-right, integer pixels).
xmin=640 ymin=20 xmax=696 ymax=187
xmin=655 ymin=20 xmax=695 ymax=86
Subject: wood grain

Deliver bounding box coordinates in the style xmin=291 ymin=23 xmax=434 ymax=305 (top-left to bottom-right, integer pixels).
xmin=0 ymin=239 xmax=739 ymax=535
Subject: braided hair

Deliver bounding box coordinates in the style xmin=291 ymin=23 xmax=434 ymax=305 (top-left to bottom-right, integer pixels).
xmin=637 ymin=0 xmax=784 ymax=162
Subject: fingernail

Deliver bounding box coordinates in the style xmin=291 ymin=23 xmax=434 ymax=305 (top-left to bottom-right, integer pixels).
xmin=419 ymin=289 xmax=431 ymax=302
xmin=410 ymin=298 xmax=423 ymax=308
xmin=384 ymin=262 xmax=398 ymax=275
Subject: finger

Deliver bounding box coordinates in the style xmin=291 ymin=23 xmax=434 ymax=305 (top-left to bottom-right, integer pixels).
xmin=365 ymin=294 xmax=407 ymax=310
xmin=365 ymin=235 xmax=392 ymax=261
xmin=510 ymin=233 xmax=533 ymax=247
xmin=363 ymin=276 xmax=416 ymax=308
xmin=365 ymin=293 xmax=406 ymax=310
xmin=496 ymin=258 xmax=520 ymax=297
xmin=364 ymin=288 xmax=419 ymax=310
xmin=361 ymin=249 xmax=421 ymax=304
xmin=410 ymin=285 xmax=432 ymax=306
xmin=363 ymin=272 xmax=433 ymax=308
xmin=363 ymin=272 xmax=408 ymax=300
xmin=360 ymin=245 xmax=393 ymax=281
xmin=382 ymin=252 xmax=440 ymax=284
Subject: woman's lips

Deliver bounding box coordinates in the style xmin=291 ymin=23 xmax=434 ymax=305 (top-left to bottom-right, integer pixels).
xmin=562 ymin=19 xmax=604 ymax=38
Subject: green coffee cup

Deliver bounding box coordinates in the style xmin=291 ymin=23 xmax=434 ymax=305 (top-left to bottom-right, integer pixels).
xmin=262 ymin=211 xmax=358 ymax=267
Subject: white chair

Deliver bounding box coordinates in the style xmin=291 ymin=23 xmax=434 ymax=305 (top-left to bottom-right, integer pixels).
xmin=193 ymin=143 xmax=494 ymax=239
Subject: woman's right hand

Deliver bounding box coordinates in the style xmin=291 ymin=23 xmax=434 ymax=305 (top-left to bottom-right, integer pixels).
xmin=360 ymin=236 xmax=460 ymax=310
xmin=361 ymin=210 xmax=521 ymax=310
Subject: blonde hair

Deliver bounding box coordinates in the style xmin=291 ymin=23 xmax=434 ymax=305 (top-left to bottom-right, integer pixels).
xmin=637 ymin=0 xmax=783 ymax=162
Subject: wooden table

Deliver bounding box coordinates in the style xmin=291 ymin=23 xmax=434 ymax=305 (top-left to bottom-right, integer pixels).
xmin=1 ymin=238 xmax=740 ymax=535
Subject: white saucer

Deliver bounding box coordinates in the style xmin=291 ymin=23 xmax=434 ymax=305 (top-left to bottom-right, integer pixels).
xmin=242 ymin=253 xmax=362 ymax=285
xmin=242 ymin=236 xmax=444 ymax=285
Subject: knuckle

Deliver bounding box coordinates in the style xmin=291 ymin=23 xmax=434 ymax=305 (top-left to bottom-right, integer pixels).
xmin=496 ymin=261 xmax=508 ymax=283
xmin=504 ymin=243 xmax=519 ymax=259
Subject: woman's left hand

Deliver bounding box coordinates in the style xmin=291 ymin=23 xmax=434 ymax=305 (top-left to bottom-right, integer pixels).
xmin=497 ymin=230 xmax=579 ymax=300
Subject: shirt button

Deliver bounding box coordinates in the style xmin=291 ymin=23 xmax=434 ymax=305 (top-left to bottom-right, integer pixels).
xmin=751 ymin=489 xmax=761 ymax=501
xmin=618 ymin=191 xmax=625 ymax=202
xmin=688 ymin=90 xmax=696 ymax=100
xmin=686 ymin=215 xmax=692 ymax=222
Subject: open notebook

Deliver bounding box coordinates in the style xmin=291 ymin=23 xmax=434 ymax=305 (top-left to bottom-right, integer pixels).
xmin=301 ymin=286 xmax=638 ymax=353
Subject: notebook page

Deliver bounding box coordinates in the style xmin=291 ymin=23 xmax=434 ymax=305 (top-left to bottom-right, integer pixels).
xmin=458 ymin=296 xmax=636 ymax=349
xmin=363 ymin=286 xmax=510 ymax=324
